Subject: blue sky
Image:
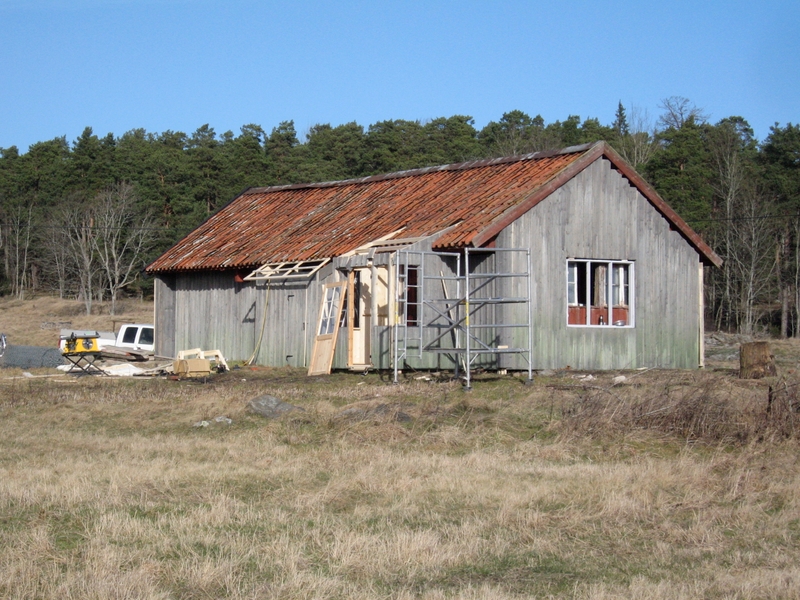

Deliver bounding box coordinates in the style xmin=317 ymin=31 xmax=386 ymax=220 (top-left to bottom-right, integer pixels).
xmin=1 ymin=0 xmax=797 ymax=153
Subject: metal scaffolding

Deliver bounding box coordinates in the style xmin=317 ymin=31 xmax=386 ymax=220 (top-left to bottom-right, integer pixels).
xmin=392 ymin=247 xmax=533 ymax=389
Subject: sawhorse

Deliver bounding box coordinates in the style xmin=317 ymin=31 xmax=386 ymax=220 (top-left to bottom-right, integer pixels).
xmin=63 ymin=352 xmax=105 ymax=375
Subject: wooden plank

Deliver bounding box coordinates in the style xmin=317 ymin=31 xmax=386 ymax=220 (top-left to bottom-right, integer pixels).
xmin=699 ymin=261 xmax=705 ymax=368
xmin=347 ymin=271 xmax=355 ymax=367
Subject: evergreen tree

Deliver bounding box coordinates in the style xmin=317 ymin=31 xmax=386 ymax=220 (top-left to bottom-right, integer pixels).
xmin=362 ymin=119 xmax=426 ymax=173
xmin=265 ymin=121 xmax=304 ymax=184
xmin=613 ymin=101 xmax=629 ymax=138
xmin=421 ymin=116 xmax=481 ymax=165
xmin=645 ymin=118 xmax=715 ymax=227
xmin=303 ymin=122 xmax=365 ymax=181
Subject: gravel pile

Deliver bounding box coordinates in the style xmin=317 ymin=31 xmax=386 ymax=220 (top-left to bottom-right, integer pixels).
xmin=0 ymin=345 xmax=66 ymax=369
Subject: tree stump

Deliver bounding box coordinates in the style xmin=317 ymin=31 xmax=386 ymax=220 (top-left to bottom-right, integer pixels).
xmin=739 ymin=342 xmax=776 ymax=379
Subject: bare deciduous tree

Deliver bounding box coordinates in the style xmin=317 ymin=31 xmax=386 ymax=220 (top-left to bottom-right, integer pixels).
xmin=2 ymin=199 xmax=35 ymax=299
xmin=43 ymin=208 xmax=78 ymax=299
xmin=616 ymin=104 xmax=659 ymax=168
xmin=491 ymin=127 xmax=562 ymax=157
xmin=657 ymin=96 xmax=709 ymax=130
xmin=92 ymin=182 xmax=156 ymax=315
xmin=55 ymin=183 xmax=155 ymax=315
xmin=727 ymin=185 xmax=777 ymax=335
xmin=793 ymin=217 xmax=800 ymax=338
xmin=707 ymin=122 xmax=747 ymax=331
xmin=61 ymin=201 xmax=100 ymax=315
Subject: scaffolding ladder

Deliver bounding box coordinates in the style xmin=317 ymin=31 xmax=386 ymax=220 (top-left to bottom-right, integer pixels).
xmin=393 ymin=248 xmax=533 ymax=389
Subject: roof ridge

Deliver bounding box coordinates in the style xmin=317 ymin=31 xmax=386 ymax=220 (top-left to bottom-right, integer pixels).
xmin=244 ymin=142 xmax=599 ymax=194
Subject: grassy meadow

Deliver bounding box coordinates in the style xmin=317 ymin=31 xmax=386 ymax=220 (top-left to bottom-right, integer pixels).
xmin=0 ymin=366 xmax=798 ymax=599
xmin=0 ymin=297 xmax=799 ymax=598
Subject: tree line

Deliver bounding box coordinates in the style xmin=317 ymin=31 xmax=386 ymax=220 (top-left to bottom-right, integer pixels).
xmin=0 ymin=97 xmax=798 ymax=333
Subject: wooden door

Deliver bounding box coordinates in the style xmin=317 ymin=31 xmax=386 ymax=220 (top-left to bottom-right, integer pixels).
xmin=308 ymin=282 xmax=346 ymax=376
xmin=348 ymin=269 xmax=372 ymax=368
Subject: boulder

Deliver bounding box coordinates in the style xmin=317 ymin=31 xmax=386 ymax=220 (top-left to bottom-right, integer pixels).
xmin=248 ymin=394 xmax=303 ymax=419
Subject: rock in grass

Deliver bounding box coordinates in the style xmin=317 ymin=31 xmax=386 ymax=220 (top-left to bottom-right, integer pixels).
xmin=193 ymin=416 xmax=232 ymax=428
xmin=248 ymin=395 xmax=303 ymax=419
xmin=336 ymin=402 xmax=413 ymax=423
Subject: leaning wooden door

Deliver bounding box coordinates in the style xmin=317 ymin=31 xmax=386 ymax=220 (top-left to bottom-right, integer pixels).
xmin=308 ymin=282 xmax=346 ymax=375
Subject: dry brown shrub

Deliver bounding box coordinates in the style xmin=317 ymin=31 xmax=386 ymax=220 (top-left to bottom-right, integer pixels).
xmin=558 ymin=374 xmax=800 ymax=445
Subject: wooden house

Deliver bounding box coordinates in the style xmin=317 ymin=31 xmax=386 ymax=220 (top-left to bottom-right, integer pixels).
xmin=146 ymin=141 xmax=721 ymax=380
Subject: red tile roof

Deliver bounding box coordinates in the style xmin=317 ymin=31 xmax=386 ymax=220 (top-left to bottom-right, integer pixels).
xmin=147 ymin=142 xmax=721 ymax=273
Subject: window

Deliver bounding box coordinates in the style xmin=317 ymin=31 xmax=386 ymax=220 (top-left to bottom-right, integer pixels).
xmin=121 ymin=326 xmax=138 ymax=344
xmin=340 ymin=271 xmax=362 ymax=329
xmin=139 ymin=327 xmax=154 ymax=346
xmin=398 ymin=265 xmax=419 ymax=326
xmin=567 ymin=260 xmax=633 ymax=327
xmin=319 ymin=285 xmax=343 ymax=336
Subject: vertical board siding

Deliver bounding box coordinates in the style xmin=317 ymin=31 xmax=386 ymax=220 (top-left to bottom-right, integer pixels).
xmin=159 ymin=271 xmax=327 ymax=365
xmin=464 ymin=251 xmax=500 ymax=369
xmin=154 ymin=275 xmax=176 ymax=358
xmin=497 ymin=158 xmax=700 ymax=370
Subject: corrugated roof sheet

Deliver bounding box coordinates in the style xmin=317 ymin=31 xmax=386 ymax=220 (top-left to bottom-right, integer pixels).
xmin=146 ymin=142 xmax=722 ymax=273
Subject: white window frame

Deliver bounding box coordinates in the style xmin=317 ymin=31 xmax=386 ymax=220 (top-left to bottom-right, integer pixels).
xmin=243 ymin=258 xmax=330 ymax=281
xmin=566 ymin=259 xmax=634 ymax=328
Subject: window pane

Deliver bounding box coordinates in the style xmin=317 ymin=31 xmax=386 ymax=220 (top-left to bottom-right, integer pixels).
xmin=121 ymin=327 xmax=137 ymax=344
xmin=591 ymin=263 xmax=607 ymax=307
xmin=319 ymin=287 xmax=341 ymax=335
xmin=567 ymin=263 xmax=577 ymax=305
xmin=139 ymin=327 xmax=154 ymax=345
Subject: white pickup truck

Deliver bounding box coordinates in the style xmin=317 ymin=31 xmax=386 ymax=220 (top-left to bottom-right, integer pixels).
xmin=60 ymin=324 xmax=155 ymax=353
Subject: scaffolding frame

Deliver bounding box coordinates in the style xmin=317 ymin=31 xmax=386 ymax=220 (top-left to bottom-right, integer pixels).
xmin=392 ymin=247 xmax=533 ymax=389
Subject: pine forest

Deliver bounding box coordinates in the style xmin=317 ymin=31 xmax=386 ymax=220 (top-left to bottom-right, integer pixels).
xmin=1 ymin=97 xmax=798 ymax=336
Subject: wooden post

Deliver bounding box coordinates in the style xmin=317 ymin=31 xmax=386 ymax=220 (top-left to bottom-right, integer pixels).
xmin=698 ymin=262 xmax=705 ymax=368
xmin=739 ymin=341 xmax=776 ymax=379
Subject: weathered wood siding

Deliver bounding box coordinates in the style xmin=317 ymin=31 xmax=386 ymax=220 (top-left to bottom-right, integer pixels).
xmin=154 ymin=275 xmax=176 ymax=358
xmin=497 ymin=158 xmax=701 ymax=370
xmin=154 ymin=266 xmax=340 ymax=365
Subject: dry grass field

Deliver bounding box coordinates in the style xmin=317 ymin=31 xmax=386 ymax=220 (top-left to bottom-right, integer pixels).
xmin=1 ymin=297 xmax=799 ymax=599
xmin=0 ymin=295 xmax=155 ymax=348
